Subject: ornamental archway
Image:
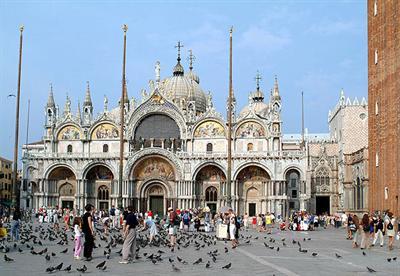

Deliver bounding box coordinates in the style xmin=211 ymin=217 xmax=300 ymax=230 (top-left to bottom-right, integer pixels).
xmin=84 ymin=165 xmax=114 ymax=209
xmin=47 ymin=166 xmax=77 ymax=208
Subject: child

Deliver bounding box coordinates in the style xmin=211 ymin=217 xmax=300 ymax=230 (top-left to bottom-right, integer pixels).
xmin=73 ymin=217 xmax=83 ymax=260
xmin=0 ymin=222 xmax=7 ymax=239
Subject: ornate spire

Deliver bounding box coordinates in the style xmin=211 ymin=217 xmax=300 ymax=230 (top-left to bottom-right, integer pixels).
xmin=187 ymin=49 xmax=200 ymax=84
xmin=273 ymin=75 xmax=280 ymax=97
xmin=173 ymin=41 xmax=184 ymax=76
xmin=339 ymin=88 xmax=345 ymax=105
xmin=64 ymin=94 xmax=71 ymax=115
xmin=188 ymin=49 xmax=195 ymax=71
xmin=84 ymin=81 xmax=92 ymax=106
xmin=255 ymin=70 xmax=262 ymax=91
xmin=104 ymin=95 xmax=108 ymax=112
xmin=251 ymin=71 xmax=264 ymax=102
xmin=76 ymin=100 xmax=81 ymax=121
xmin=47 ymin=83 xmax=55 ymax=108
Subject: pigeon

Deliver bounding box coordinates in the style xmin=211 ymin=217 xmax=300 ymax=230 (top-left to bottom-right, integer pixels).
xmin=362 ymin=251 xmax=366 ymax=256
xmin=151 ymin=259 xmax=157 ymax=264
xmin=45 ymin=254 xmax=51 ymax=261
xmin=366 ymin=267 xmax=376 ymax=273
xmin=193 ymin=258 xmax=202 ymax=264
xmin=169 ymin=257 xmax=174 ymax=263
xmin=45 ymin=267 xmax=55 ymax=273
xmin=335 ymin=253 xmax=342 ymax=258
xmin=55 ymin=262 xmax=63 ymax=271
xmin=4 ymin=255 xmax=14 ymax=262
xmin=172 ymin=264 xmax=180 ymax=272
xmin=312 ymin=252 xmax=318 ymax=257
xmin=393 ymin=257 xmax=397 ymax=261
xmin=224 ymin=247 xmax=228 ymax=253
xmin=51 ymin=252 xmax=56 ymax=257
xmin=387 ymin=258 xmax=391 ymax=262
xmin=60 ymin=248 xmax=68 ymax=254
xmin=206 ymin=261 xmax=211 ymax=268
xmin=96 ymin=261 xmax=106 ymax=269
xmin=276 ymin=247 xmax=280 ymax=252
xmin=77 ymin=265 xmax=87 ymax=273
xmin=222 ymin=263 xmax=232 ymax=269
xmin=63 ymin=265 xmax=71 ymax=272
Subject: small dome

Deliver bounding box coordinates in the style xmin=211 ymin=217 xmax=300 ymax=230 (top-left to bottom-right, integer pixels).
xmin=187 ymin=69 xmax=200 ymax=84
xmin=162 ymin=74 xmax=206 ymax=113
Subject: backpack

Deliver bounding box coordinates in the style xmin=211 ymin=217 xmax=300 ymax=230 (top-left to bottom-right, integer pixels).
xmin=349 ymin=223 xmax=356 ymax=232
xmin=183 ymin=213 xmax=190 ymax=223
xmin=173 ymin=214 xmax=181 ymax=226
xmin=387 ymin=221 xmax=393 ymax=230
xmin=110 ymin=208 xmax=115 ymax=216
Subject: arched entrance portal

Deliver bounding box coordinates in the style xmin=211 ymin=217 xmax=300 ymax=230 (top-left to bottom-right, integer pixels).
xmin=236 ymin=165 xmax=270 ymax=215
xmin=195 ymin=165 xmax=226 ymax=214
xmin=47 ymin=166 xmax=77 ymax=208
xmin=85 ymin=165 xmax=114 ymax=211
xmin=131 ymin=156 xmax=176 ymax=214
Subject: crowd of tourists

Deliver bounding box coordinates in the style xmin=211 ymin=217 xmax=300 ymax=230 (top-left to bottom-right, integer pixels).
xmin=1 ymin=204 xmax=399 ymax=265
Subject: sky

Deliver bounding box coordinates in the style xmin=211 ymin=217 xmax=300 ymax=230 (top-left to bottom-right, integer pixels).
xmin=0 ymin=0 xmax=367 ymax=162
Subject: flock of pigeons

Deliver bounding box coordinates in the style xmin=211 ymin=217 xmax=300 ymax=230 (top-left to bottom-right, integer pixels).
xmin=1 ymin=221 xmax=399 ymax=275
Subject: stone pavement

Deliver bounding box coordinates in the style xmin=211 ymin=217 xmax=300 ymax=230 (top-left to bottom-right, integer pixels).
xmin=0 ymin=223 xmax=399 ymax=276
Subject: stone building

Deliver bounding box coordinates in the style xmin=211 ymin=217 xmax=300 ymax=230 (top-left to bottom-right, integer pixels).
xmin=20 ymin=44 xmax=368 ymax=217
xmin=368 ymin=0 xmax=400 ymax=215
xmin=0 ymin=157 xmax=13 ymax=205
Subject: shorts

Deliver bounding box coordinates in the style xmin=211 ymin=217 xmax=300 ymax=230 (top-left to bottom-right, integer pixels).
xmin=168 ymin=226 xmax=177 ymax=236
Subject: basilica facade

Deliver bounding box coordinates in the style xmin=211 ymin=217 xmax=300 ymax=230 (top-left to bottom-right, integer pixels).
xmin=20 ymin=48 xmax=368 ymax=217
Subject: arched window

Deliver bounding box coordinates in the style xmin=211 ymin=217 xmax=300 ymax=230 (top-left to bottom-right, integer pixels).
xmin=67 ymin=145 xmax=73 ymax=153
xmin=247 ymin=143 xmax=254 ymax=151
xmin=103 ymin=144 xmax=109 ymax=153
xmin=98 ymin=185 xmax=109 ymax=200
xmin=315 ymin=167 xmax=329 ymax=186
xmin=355 ymin=177 xmax=363 ymax=209
xmin=205 ymin=186 xmax=218 ymax=202
xmin=206 ymin=143 xmax=213 ymax=153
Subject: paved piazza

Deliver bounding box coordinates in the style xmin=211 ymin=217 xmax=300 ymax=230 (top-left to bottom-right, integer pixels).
xmin=1 ymin=222 xmax=399 ymax=276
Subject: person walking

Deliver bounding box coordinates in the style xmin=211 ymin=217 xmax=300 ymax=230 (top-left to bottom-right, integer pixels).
xmin=73 ymin=217 xmax=83 ymax=260
xmin=82 ymin=204 xmax=95 ymax=261
xmin=385 ymin=212 xmax=396 ymax=250
xmin=10 ymin=207 xmax=21 ymax=241
xmin=109 ymin=205 xmax=116 ymax=229
xmin=144 ymin=214 xmax=157 ymax=244
xmin=120 ymin=206 xmax=138 ymax=264
xmin=167 ymin=207 xmax=178 ymax=247
xmin=372 ymin=215 xmax=384 ymax=247
xmin=229 ymin=211 xmax=238 ymax=249
xmin=352 ymin=214 xmax=360 ymax=248
xmin=360 ymin=213 xmax=370 ymax=249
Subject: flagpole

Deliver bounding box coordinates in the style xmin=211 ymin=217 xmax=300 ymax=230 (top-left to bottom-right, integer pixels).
xmin=12 ymin=25 xmax=24 ymax=208
xmin=227 ymin=27 xmax=233 ymax=207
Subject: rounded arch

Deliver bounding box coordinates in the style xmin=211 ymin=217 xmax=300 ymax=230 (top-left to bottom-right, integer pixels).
xmin=233 ymin=163 xmax=272 ymax=180
xmin=234 ymin=120 xmax=266 ymax=139
xmin=130 ymin=155 xmax=176 ymax=182
xmin=192 ymin=119 xmax=226 ymax=138
xmin=138 ymin=179 xmax=172 ymax=198
xmin=124 ymin=148 xmax=183 ymax=180
xmin=246 ymin=187 xmax=260 ymax=199
xmin=59 ymin=182 xmax=75 ymax=196
xmin=44 ymin=163 xmax=77 ymax=180
xmin=89 ymin=121 xmax=119 ymax=140
xmin=283 ymin=165 xmax=304 ymax=180
xmin=127 ymin=101 xmax=187 ymax=139
xmin=134 ymin=113 xmax=180 ymax=140
xmin=55 ymin=123 xmax=83 ymax=141
xmin=82 ymin=162 xmax=116 ymax=180
xmin=192 ymin=162 xmax=227 ymax=181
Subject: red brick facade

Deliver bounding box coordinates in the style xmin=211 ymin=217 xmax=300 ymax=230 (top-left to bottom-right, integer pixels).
xmin=368 ymin=0 xmax=400 ymax=215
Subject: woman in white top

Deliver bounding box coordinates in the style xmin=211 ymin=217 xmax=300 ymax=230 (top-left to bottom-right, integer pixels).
xmin=385 ymin=212 xmax=396 ymax=250
xmin=229 ymin=213 xmax=237 ymax=248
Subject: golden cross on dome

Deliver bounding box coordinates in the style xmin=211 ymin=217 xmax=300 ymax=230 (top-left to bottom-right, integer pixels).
xmin=175 ymin=41 xmax=184 ymax=61
xmin=255 ymin=70 xmax=262 ymax=90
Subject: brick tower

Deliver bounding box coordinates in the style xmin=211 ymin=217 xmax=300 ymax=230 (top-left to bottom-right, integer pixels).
xmin=368 ymin=0 xmax=400 ymax=215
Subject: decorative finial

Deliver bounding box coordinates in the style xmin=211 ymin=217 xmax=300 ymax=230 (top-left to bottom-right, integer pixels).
xmin=155 ymin=61 xmax=160 ymax=83
xmin=104 ymin=95 xmax=108 ymax=112
xmin=86 ymin=81 xmax=90 ymax=92
xmin=19 ymin=25 xmax=24 ymax=33
xmin=230 ymin=26 xmax=233 ymax=36
xmin=255 ymin=70 xmax=262 ymax=91
xmin=188 ymin=49 xmax=196 ymax=71
xmin=122 ymin=24 xmax=128 ymax=33
xmin=175 ymin=41 xmax=184 ymax=62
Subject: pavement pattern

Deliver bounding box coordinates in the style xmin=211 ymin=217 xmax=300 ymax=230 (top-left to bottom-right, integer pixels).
xmin=0 ymin=222 xmax=399 ymax=276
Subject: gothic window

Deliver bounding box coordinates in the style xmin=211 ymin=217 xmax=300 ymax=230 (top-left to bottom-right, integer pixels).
xmin=247 ymin=143 xmax=254 ymax=151
xmin=206 ymin=143 xmax=213 ymax=153
xmin=315 ymin=167 xmax=329 ymax=185
xmin=205 ymin=186 xmax=218 ymax=202
xmin=103 ymin=144 xmax=109 ymax=153
xmin=98 ymin=185 xmax=109 ymax=200
xmin=354 ymin=177 xmax=363 ymax=210
xmin=67 ymin=145 xmax=73 ymax=153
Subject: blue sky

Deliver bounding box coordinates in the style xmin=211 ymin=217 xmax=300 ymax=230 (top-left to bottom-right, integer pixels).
xmin=0 ymin=0 xmax=367 ymax=161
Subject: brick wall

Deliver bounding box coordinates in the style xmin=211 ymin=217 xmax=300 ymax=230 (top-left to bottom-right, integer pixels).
xmin=368 ymin=0 xmax=400 ymax=215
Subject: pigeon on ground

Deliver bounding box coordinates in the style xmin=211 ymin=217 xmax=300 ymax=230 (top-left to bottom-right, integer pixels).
xmin=222 ymin=263 xmax=232 ymax=269
xmin=335 ymin=253 xmax=342 ymax=258
xmin=312 ymin=252 xmax=318 ymax=257
xmin=4 ymin=255 xmax=14 ymax=262
xmin=172 ymin=264 xmax=180 ymax=272
xmin=54 ymin=262 xmax=63 ymax=271
xmin=206 ymin=261 xmax=211 ymax=268
xmin=60 ymin=248 xmax=68 ymax=254
xmin=63 ymin=265 xmax=71 ymax=272
xmin=96 ymin=261 xmax=106 ymax=269
xmin=366 ymin=267 xmax=376 ymax=273
xmin=362 ymin=251 xmax=366 ymax=256
xmin=193 ymin=258 xmax=202 ymax=264
xmin=77 ymin=265 xmax=87 ymax=273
